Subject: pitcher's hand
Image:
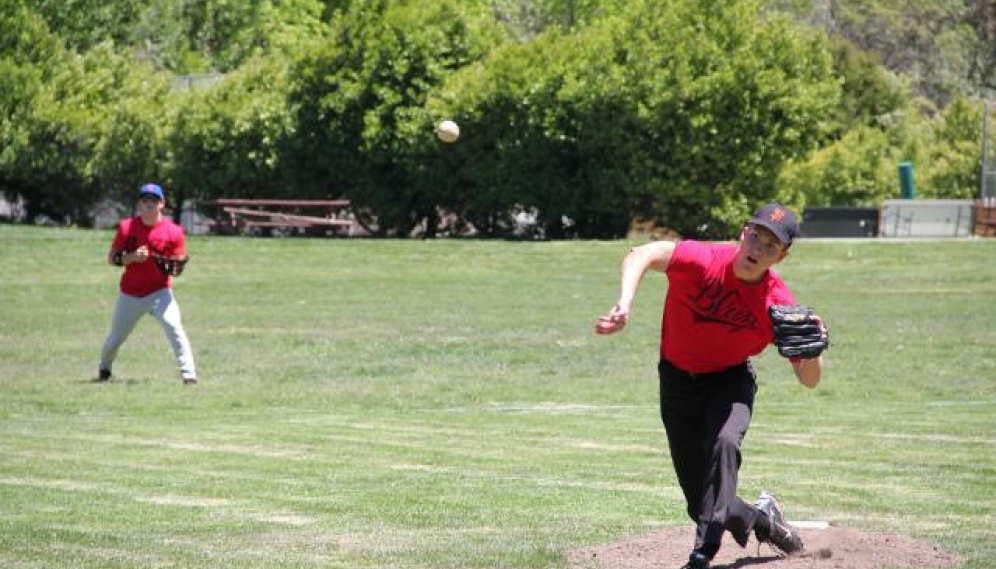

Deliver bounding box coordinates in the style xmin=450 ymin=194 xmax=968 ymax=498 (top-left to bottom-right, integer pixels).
xmin=595 ymin=304 xmax=629 ymax=335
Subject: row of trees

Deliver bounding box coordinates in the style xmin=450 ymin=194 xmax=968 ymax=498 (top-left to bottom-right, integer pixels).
xmin=1 ymin=0 xmax=991 ymax=238
xmin=772 ymin=0 xmax=996 ymax=107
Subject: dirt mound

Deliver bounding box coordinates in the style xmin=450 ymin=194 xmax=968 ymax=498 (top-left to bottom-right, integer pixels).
xmin=567 ymin=524 xmax=959 ymax=569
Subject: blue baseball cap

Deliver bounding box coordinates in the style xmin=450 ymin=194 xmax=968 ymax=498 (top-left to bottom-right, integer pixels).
xmin=138 ymin=183 xmax=165 ymax=201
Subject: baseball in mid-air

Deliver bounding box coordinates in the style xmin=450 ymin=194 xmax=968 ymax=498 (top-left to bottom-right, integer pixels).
xmin=436 ymin=120 xmax=460 ymax=143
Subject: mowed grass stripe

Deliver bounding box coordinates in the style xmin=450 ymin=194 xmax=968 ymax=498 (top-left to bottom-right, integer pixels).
xmin=0 ymin=420 xmax=672 ymax=497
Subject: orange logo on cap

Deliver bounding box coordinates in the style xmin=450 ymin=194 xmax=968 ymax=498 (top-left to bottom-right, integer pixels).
xmin=769 ymin=208 xmax=786 ymax=222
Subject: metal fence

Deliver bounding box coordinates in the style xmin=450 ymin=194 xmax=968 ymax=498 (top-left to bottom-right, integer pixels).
xmin=879 ymin=199 xmax=974 ymax=238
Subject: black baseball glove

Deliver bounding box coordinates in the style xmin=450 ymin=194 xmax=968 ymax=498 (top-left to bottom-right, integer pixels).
xmin=769 ymin=304 xmax=829 ymax=359
xmin=152 ymin=254 xmax=189 ymax=277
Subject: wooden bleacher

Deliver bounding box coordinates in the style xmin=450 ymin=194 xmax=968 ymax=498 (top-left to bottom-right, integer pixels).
xmin=213 ymin=199 xmax=356 ymax=236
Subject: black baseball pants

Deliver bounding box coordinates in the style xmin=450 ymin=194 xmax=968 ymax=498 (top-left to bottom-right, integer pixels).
xmin=658 ymin=358 xmax=762 ymax=558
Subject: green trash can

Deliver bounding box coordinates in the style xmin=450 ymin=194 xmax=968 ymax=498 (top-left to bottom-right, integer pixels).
xmin=898 ymin=161 xmax=915 ymax=199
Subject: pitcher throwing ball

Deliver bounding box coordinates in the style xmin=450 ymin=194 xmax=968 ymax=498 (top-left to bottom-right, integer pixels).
xmin=595 ymin=204 xmax=829 ymax=569
xmin=97 ymin=183 xmax=197 ymax=385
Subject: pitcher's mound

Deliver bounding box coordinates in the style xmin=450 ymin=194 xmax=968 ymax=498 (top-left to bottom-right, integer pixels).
xmin=566 ymin=524 xmax=959 ymax=569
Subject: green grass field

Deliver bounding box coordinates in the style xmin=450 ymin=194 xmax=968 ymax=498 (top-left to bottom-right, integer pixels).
xmin=1 ymin=225 xmax=993 ymax=569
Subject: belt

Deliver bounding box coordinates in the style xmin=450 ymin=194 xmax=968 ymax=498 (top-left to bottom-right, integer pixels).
xmin=660 ymin=357 xmax=750 ymax=380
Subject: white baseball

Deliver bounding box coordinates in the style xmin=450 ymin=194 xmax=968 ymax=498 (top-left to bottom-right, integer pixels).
xmin=436 ymin=120 xmax=460 ymax=143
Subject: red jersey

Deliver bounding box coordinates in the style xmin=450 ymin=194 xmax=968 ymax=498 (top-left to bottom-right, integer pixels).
xmin=112 ymin=216 xmax=186 ymax=297
xmin=661 ymin=240 xmax=795 ymax=373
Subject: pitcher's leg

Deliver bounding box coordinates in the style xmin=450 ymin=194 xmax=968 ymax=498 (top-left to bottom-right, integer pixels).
xmin=699 ymin=400 xmax=754 ymax=547
xmin=99 ymin=294 xmax=148 ymax=373
xmin=699 ymin=366 xmax=757 ymax=548
xmin=152 ymin=289 xmax=197 ymax=380
xmin=659 ymin=361 xmax=717 ymax=557
xmin=726 ymin=497 xmax=762 ymax=545
xmin=659 ymin=361 xmax=707 ymax=521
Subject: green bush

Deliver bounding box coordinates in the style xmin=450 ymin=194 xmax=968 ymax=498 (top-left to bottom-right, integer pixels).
xmin=779 ymin=96 xmax=984 ymax=206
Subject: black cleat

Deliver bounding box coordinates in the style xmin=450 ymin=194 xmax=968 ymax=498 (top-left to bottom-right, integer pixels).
xmin=681 ymin=551 xmax=710 ymax=569
xmin=755 ymin=491 xmax=804 ymax=555
xmin=97 ymin=368 xmax=112 ymax=382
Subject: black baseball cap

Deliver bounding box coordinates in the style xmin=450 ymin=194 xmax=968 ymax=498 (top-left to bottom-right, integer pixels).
xmin=749 ymin=203 xmax=799 ymax=247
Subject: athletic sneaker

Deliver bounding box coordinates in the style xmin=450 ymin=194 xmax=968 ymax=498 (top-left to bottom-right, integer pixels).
xmin=182 ymin=377 xmax=198 ymax=385
xmin=680 ymin=551 xmax=710 ymax=569
xmin=97 ymin=368 xmax=112 ymax=382
xmin=754 ymin=491 xmax=804 ymax=555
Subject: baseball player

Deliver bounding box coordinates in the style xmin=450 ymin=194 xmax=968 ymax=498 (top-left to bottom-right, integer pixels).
xmin=595 ymin=204 xmax=829 ymax=569
xmin=97 ymin=183 xmax=197 ymax=385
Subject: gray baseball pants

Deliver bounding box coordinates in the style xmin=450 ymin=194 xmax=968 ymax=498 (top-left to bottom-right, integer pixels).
xmin=99 ymin=288 xmax=196 ymax=380
xmin=658 ymin=358 xmax=761 ymax=558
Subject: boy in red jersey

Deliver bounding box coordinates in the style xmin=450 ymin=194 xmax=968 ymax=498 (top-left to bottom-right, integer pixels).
xmin=97 ymin=183 xmax=197 ymax=385
xmin=595 ymin=204 xmax=826 ymax=569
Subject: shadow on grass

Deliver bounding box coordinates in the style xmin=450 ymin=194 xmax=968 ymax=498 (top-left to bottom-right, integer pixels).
xmin=85 ymin=376 xmax=158 ymax=385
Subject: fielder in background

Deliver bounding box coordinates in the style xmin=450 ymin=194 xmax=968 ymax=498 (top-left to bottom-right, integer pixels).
xmin=97 ymin=183 xmax=197 ymax=385
xmin=594 ymin=203 xmax=829 ymax=569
